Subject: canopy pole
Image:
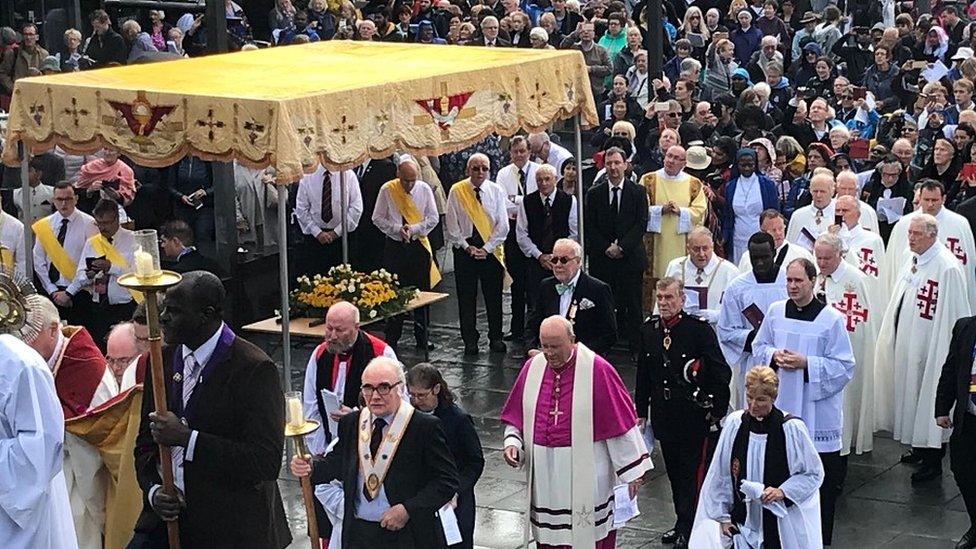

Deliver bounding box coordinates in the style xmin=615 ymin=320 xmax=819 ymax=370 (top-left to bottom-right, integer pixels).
xmin=574 ymin=115 xmax=585 ymax=270
xmin=20 ymin=142 xmax=33 ymax=279
xmin=277 ymin=184 xmax=292 ymax=389
xmin=340 ymin=169 xmax=349 ymax=264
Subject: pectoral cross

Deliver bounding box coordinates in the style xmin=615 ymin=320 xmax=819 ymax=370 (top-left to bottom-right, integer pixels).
xmin=549 ymin=401 xmax=564 ymax=425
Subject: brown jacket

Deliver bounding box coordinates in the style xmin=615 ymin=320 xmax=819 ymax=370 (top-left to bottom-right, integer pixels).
xmin=0 ymin=45 xmax=48 ymax=93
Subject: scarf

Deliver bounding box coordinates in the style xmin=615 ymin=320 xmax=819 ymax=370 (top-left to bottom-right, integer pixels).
xmin=730 ymin=407 xmax=794 ymax=545
xmin=76 ymin=158 xmax=136 ymax=202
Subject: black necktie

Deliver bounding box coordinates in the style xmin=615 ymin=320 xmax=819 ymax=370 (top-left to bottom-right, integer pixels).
xmin=364 ymin=418 xmax=387 ymax=501
xmin=49 ymin=218 xmax=69 ymax=284
xmin=609 ymin=186 xmax=620 ymax=239
xmin=321 ymin=171 xmax=333 ymax=224
xmin=474 ymin=186 xmax=482 ymax=204
xmin=542 ymin=195 xmax=554 ymax=248
xmin=469 ymin=187 xmax=485 ymax=247
xmin=517 ymin=167 xmax=526 ymax=195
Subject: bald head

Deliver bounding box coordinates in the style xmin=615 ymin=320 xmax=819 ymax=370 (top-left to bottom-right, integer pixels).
xmin=539 ymin=315 xmax=576 ymax=367
xmin=160 ymin=271 xmax=225 ymax=347
xmin=397 ymin=157 xmax=420 ymax=190
xmin=324 ymin=300 xmax=360 ymax=353
xmin=834 ymin=194 xmax=860 ymax=227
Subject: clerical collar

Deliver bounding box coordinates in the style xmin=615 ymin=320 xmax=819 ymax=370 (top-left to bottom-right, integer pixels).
xmin=47 ymin=329 xmax=66 ymax=371
xmin=914 ymin=242 xmax=941 ymax=268
xmin=786 ymin=297 xmax=824 ymax=320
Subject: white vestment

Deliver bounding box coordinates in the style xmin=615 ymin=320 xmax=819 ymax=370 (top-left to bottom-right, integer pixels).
xmin=857 ymin=200 xmax=880 ymax=234
xmin=689 ymin=410 xmax=824 ymax=549
xmin=0 ymin=335 xmax=78 ymax=549
xmin=751 ymin=300 xmax=856 ymax=453
xmin=786 ymin=200 xmax=836 ymax=251
xmin=884 ymin=208 xmax=976 ymax=311
xmin=717 ymin=270 xmax=788 ymax=410
xmin=664 ymin=254 xmax=741 ymax=325
xmin=738 ymin=242 xmax=814 ymax=276
xmin=842 ymin=224 xmax=886 ymax=283
xmin=0 ymin=211 xmax=26 ymax=277
xmin=821 ymin=262 xmax=882 ymax=455
xmin=875 ymin=243 xmax=971 ymax=448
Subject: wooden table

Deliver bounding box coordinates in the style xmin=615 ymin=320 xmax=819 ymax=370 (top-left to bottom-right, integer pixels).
xmin=243 ymin=291 xmax=450 ymax=358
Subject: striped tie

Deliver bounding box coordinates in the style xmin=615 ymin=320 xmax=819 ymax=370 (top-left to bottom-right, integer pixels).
xmin=171 ymin=354 xmax=202 ymax=492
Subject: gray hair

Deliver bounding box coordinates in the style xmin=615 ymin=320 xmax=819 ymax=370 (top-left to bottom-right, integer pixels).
xmin=814 ymin=233 xmax=844 ymax=254
xmin=912 ymin=213 xmax=939 ymax=237
xmin=688 ymin=226 xmax=714 ymax=242
xmin=655 ymin=276 xmax=685 ymax=293
xmin=553 ymin=237 xmax=582 ymax=258
xmin=536 ymin=163 xmax=558 ymax=180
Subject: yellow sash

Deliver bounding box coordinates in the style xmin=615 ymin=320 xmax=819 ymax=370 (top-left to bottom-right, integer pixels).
xmin=32 ymin=217 xmax=77 ymax=282
xmin=453 ymin=179 xmax=506 ymax=269
xmin=89 ymin=234 xmax=144 ymax=303
xmin=0 ymin=247 xmax=12 ymax=273
xmin=385 ymin=179 xmax=441 ymax=288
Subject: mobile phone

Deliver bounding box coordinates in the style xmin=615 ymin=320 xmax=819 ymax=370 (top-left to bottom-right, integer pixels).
xmin=853 ymin=87 xmax=866 ymax=100
xmin=834 ymin=214 xmax=843 ymax=226
xmin=86 ymin=256 xmax=106 ymax=270
xmin=913 ymin=60 xmax=929 ymax=70
xmin=654 ymin=102 xmax=670 ymax=112
xmin=961 ymin=162 xmax=976 ymax=181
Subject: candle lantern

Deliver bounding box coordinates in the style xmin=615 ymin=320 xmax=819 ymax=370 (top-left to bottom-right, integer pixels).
xmin=284 ymin=391 xmax=320 ymax=548
xmin=133 ymin=229 xmax=162 ymax=280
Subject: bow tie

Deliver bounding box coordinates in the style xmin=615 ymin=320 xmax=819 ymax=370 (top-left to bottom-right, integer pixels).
xmin=556 ymin=282 xmax=575 ymax=295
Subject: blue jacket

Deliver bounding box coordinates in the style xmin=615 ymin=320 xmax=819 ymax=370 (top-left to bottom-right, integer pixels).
xmin=721 ymin=172 xmax=779 ymax=257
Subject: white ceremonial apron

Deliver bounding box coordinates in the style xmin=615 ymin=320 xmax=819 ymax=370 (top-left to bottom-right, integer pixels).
xmin=358 ymin=401 xmax=415 ymax=500
xmin=521 ymin=343 xmax=597 ymax=548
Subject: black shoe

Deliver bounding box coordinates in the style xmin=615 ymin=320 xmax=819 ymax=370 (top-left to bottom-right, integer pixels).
xmin=674 ymin=533 xmax=689 ymax=549
xmin=911 ymin=465 xmax=943 ymax=483
xmin=489 ymin=340 xmax=507 ymax=353
xmin=956 ymin=526 xmax=976 ymax=549
xmin=415 ymin=341 xmax=435 ymax=351
xmin=661 ymin=528 xmax=679 ymax=544
xmin=463 ymin=345 xmax=480 ymax=356
xmin=900 ymin=450 xmax=923 ymax=465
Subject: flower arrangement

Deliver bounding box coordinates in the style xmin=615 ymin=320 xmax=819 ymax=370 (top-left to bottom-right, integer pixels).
xmin=289 ymin=264 xmax=418 ymax=320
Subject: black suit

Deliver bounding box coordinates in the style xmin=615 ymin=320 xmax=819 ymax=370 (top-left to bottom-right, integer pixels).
xmin=432 ymin=400 xmax=484 ymax=549
xmin=520 ymin=189 xmax=575 ymax=328
xmin=467 ymin=36 xmax=511 ymax=47
xmin=584 ymin=178 xmax=648 ymax=350
xmin=526 ymin=271 xmax=617 ymax=357
xmin=132 ymin=332 xmax=291 ymax=548
xmin=352 ymin=158 xmax=398 ymax=274
xmin=861 ymin=175 xmax=914 ymax=244
xmin=162 ymin=249 xmax=225 ymax=278
xmin=936 ymin=316 xmax=976 ymax=528
xmin=311 ymin=408 xmax=459 ymax=549
xmin=634 ymin=312 xmax=730 ymax=538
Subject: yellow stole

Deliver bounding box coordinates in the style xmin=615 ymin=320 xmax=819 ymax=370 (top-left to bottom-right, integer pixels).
xmin=0 ymin=247 xmax=12 ymax=274
xmin=453 ymin=179 xmax=505 ymax=269
xmin=88 ymin=234 xmax=144 ymax=303
xmin=32 ymin=217 xmax=77 ymax=282
xmin=384 ymin=179 xmax=441 ymax=288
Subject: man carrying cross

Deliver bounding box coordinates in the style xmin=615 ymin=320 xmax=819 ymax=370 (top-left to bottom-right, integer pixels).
xmin=875 ymin=214 xmax=972 ymax=484
xmin=500 ymin=315 xmax=651 ymax=548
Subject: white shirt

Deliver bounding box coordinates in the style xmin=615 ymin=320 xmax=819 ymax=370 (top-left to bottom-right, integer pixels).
xmin=515 ymin=190 xmax=579 ymax=258
xmin=294 ymin=165 xmax=363 ymax=237
xmin=73 ymin=227 xmax=137 ymax=305
xmin=546 ymin=142 xmax=574 ymax=180
xmin=558 ymin=270 xmax=582 ymax=316
xmin=0 ymin=211 xmax=26 ymax=278
xmin=33 ymin=209 xmax=98 ymax=295
xmin=371 ymin=181 xmax=439 ymax=241
xmin=444 ymin=180 xmax=509 ymax=253
xmin=496 ymin=161 xmax=540 ymax=219
xmin=13 ymin=184 xmax=55 ymax=223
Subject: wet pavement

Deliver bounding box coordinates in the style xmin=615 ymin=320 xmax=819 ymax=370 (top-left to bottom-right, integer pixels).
xmin=249 ymin=278 xmax=967 ymax=548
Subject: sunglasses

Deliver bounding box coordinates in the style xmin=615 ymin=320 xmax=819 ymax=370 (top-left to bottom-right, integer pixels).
xmin=550 ymin=255 xmax=578 ymax=264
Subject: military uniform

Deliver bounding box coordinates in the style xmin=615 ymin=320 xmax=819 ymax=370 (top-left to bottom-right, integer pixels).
xmin=635 ymin=311 xmax=731 ymax=545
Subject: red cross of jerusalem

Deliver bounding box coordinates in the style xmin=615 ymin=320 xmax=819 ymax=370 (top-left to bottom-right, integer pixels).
xmin=832 ymin=291 xmax=868 ymax=332
xmin=858 ymin=248 xmax=878 ymax=276
xmin=916 ymin=279 xmax=939 ymax=320
xmin=946 ymin=237 xmax=968 ymax=265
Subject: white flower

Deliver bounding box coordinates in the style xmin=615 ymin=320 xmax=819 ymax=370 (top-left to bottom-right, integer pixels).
xmin=369 ymin=309 xmax=378 ymax=318
xmin=348 ymin=283 xmax=356 ymax=293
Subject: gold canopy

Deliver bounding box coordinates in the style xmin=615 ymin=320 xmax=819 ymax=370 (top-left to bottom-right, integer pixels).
xmin=2 ymin=41 xmax=598 ymax=182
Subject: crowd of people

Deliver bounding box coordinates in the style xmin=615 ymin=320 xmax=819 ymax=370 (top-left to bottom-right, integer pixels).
xmin=5 ymin=0 xmax=976 ymax=548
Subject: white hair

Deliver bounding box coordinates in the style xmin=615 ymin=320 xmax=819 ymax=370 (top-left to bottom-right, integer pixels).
xmin=815 ymin=233 xmax=844 ymax=254
xmin=553 ymin=237 xmax=582 ymax=259
xmin=912 ymin=213 xmax=939 ymax=237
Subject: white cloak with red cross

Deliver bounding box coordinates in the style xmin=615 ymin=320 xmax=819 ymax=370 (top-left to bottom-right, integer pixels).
xmin=875 ymin=243 xmax=971 ymax=449
xmin=842 ymin=224 xmax=886 ymax=281
xmin=883 ymin=208 xmax=976 ymax=312
xmin=822 ymin=261 xmax=881 ymax=455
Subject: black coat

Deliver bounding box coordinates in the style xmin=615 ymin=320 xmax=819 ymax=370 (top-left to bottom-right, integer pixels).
xmin=526 ymin=271 xmax=618 ymax=357
xmin=162 ymin=249 xmax=225 ymax=278
xmin=432 ymin=400 xmax=484 ymax=549
xmin=584 ymin=179 xmax=649 ymax=273
xmin=861 ymin=175 xmax=914 ymax=244
xmin=311 ymin=409 xmax=459 ymax=548
xmin=84 ymin=28 xmax=127 ymax=67
xmin=352 ymin=158 xmax=398 ymax=274
xmin=133 ymin=334 xmax=291 ymax=548
xmin=634 ymin=312 xmax=731 ymax=441
xmin=936 ymin=316 xmax=976 ymax=428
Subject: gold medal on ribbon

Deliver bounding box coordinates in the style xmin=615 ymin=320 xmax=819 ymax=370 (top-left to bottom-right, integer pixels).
xmin=366 ymin=473 xmax=380 ymax=491
xmin=663 ymin=335 xmax=672 ymax=350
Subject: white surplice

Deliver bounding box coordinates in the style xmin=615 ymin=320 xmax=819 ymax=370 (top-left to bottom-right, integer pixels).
xmin=856 ymin=200 xmax=880 ymax=234
xmin=689 ymin=410 xmax=824 ymax=549
xmin=884 ymin=208 xmax=976 ymax=311
xmin=820 ymin=262 xmax=882 ymax=455
xmin=875 ymin=243 xmax=972 ymax=448
xmin=717 ymin=270 xmax=788 ymax=410
xmin=0 ymin=334 xmax=78 ymax=549
xmin=664 ymin=254 xmax=741 ymax=325
xmin=751 ymin=300 xmax=856 ymax=453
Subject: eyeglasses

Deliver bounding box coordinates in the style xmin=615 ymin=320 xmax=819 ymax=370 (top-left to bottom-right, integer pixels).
xmin=665 ymin=112 xmax=681 ymax=118
xmin=408 ymin=388 xmax=435 ymax=399
xmin=902 ymin=127 xmax=917 ymax=132
xmin=106 ymin=355 xmax=136 ymax=367
xmin=550 ymin=255 xmax=578 ymax=264
xmin=470 ymin=165 xmax=490 ymax=172
xmin=362 ymin=381 xmax=401 ymax=396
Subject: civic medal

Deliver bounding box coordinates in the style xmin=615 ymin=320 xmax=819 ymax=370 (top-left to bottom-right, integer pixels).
xmin=366 ymin=473 xmax=380 ymax=491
